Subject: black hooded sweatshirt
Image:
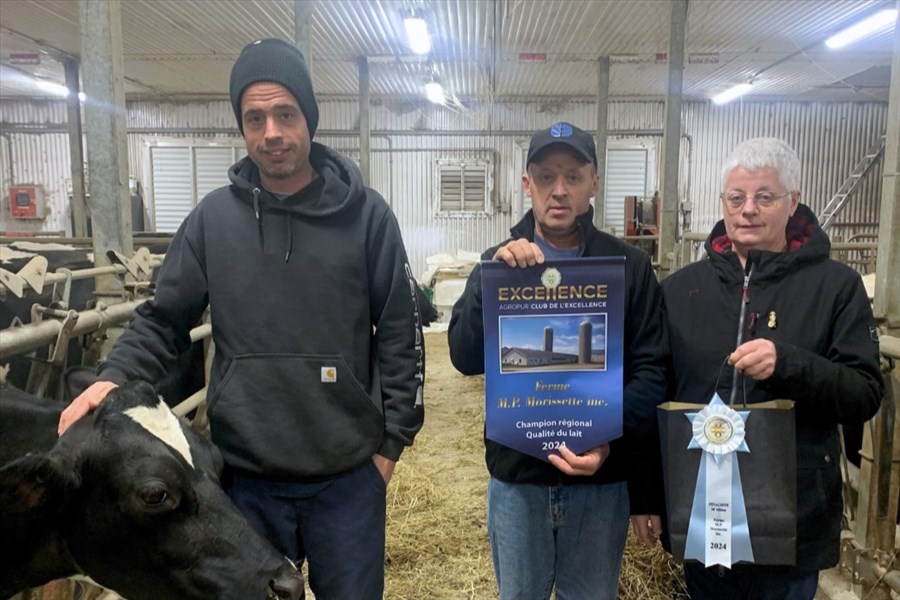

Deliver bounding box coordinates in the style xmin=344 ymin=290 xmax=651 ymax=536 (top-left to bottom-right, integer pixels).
xmin=662 ymin=204 xmax=883 ymax=572
xmin=99 ymin=143 xmax=425 ymax=479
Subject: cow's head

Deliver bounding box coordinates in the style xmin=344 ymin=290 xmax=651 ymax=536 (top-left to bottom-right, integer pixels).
xmin=0 ymin=381 xmax=302 ymax=600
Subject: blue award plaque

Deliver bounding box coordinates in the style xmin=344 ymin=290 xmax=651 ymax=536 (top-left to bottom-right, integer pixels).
xmin=481 ymin=257 xmax=625 ymax=462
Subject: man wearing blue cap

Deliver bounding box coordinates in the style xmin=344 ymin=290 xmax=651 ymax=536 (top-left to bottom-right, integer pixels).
xmin=448 ymin=122 xmax=668 ymax=599
xmin=60 ymin=38 xmax=425 ymax=599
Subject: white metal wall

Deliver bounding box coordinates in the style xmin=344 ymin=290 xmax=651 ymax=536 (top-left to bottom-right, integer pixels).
xmin=0 ymin=98 xmax=887 ymax=278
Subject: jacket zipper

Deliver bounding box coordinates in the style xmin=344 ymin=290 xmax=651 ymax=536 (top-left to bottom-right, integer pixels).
xmin=730 ymin=266 xmax=753 ymax=406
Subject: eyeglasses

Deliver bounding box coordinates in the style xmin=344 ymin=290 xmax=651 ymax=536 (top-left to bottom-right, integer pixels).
xmin=720 ymin=192 xmax=790 ymax=210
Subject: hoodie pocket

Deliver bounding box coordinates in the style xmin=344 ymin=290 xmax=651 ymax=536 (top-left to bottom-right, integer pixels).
xmin=207 ymin=354 xmax=384 ymax=478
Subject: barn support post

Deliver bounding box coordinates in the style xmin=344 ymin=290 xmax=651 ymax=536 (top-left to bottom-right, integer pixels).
xmin=658 ymin=0 xmax=687 ymax=279
xmin=64 ymin=58 xmax=88 ymax=239
xmin=595 ymin=56 xmax=610 ymax=232
xmin=846 ymin=7 xmax=900 ymax=600
xmin=78 ymin=0 xmax=133 ymax=294
xmin=293 ymin=0 xmax=313 ymax=78
xmin=873 ymin=4 xmax=900 ymax=334
xmin=359 ymin=56 xmax=371 ymax=186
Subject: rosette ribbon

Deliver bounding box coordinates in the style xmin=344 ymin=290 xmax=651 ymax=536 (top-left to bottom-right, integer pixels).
xmin=684 ymin=393 xmax=754 ymax=567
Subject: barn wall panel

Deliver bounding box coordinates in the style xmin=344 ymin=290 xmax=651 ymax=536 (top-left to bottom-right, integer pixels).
xmin=0 ymin=98 xmax=887 ymax=276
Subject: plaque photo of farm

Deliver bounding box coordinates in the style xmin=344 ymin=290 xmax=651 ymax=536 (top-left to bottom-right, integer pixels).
xmin=499 ymin=314 xmax=607 ymax=373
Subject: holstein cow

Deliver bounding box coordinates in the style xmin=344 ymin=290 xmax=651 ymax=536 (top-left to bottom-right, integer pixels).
xmin=0 ymin=381 xmax=303 ymax=600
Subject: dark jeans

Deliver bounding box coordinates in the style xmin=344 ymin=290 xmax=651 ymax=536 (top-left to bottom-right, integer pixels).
xmin=226 ymin=460 xmax=387 ymax=600
xmin=683 ymin=563 xmax=819 ymax=600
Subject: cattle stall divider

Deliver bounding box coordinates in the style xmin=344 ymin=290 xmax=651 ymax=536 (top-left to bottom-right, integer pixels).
xmin=2 ymin=249 xmax=215 ymax=431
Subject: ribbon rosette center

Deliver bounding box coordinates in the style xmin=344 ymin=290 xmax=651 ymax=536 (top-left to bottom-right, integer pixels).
xmin=688 ymin=397 xmax=749 ymax=464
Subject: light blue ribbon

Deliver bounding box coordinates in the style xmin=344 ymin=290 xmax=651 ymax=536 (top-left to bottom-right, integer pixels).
xmin=684 ymin=394 xmax=754 ymax=567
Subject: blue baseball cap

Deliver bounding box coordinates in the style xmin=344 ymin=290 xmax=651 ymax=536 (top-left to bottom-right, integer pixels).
xmin=527 ymin=122 xmax=597 ymax=167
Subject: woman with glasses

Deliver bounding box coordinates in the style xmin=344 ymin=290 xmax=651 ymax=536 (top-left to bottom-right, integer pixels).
xmin=661 ymin=137 xmax=883 ymax=599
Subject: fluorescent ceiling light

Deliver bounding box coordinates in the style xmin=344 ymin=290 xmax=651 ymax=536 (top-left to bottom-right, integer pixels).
xmin=825 ymin=9 xmax=897 ymax=49
xmin=424 ymin=81 xmax=444 ymax=104
xmin=404 ymin=17 xmax=432 ymax=54
xmin=712 ymin=83 xmax=753 ymax=105
xmin=34 ymin=79 xmax=85 ymax=101
xmin=35 ymin=79 xmax=69 ymax=97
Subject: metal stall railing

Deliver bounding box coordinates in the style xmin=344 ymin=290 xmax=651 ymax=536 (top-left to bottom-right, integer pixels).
xmin=839 ymin=335 xmax=900 ymax=600
xmin=1 ymin=248 xmax=213 ymax=419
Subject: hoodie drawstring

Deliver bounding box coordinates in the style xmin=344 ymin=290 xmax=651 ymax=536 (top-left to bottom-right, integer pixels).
xmin=253 ymin=187 xmax=294 ymax=262
xmin=252 ymin=188 xmax=264 ymax=247
xmin=284 ymin=216 xmax=293 ymax=263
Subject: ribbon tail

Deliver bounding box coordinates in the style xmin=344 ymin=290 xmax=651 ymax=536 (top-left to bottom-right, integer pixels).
xmin=731 ymin=454 xmax=754 ymax=564
xmin=684 ymin=458 xmax=707 ymax=562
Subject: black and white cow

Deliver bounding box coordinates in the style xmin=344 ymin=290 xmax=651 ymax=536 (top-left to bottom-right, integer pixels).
xmin=0 ymin=381 xmax=303 ymax=600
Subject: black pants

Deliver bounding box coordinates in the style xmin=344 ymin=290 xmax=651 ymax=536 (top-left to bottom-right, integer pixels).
xmin=226 ymin=461 xmax=387 ymax=600
xmin=683 ymin=563 xmax=818 ymax=600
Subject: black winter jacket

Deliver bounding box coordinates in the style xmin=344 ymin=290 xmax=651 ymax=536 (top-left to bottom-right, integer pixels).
xmin=100 ymin=143 xmax=425 ymax=479
xmin=448 ymin=208 xmax=669 ymax=514
xmin=662 ymin=204 xmax=883 ymax=573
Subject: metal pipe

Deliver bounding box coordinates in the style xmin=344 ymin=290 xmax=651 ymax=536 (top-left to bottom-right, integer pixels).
xmin=0 ymin=131 xmax=15 ymax=185
xmin=881 ymin=334 xmax=900 ymax=360
xmin=0 ymin=300 xmax=145 ymax=357
xmin=1 ymin=235 xmax=174 ymax=246
xmin=831 ymin=242 xmax=879 ymax=251
xmin=0 ymin=263 xmax=162 ymax=298
xmin=873 ymin=564 xmax=900 ymax=594
xmin=673 ymin=237 xmax=879 ymax=251
xmin=41 ymin=264 xmax=145 ymax=284
xmin=64 ymin=57 xmax=88 ymax=238
xmin=172 ymin=387 xmax=207 ymax=418
xmin=190 ymin=324 xmax=212 ymax=342
xmin=358 ymin=56 xmax=371 ymax=186
xmin=0 ymin=126 xmax=668 ymax=138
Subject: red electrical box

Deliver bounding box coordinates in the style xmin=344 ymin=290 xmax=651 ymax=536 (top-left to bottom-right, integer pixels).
xmin=9 ymin=185 xmax=45 ymax=219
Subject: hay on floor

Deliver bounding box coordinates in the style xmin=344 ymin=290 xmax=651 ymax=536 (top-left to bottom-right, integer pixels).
xmin=383 ymin=331 xmax=687 ymax=599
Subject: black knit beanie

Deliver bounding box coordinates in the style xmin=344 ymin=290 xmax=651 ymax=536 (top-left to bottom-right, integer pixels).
xmin=229 ymin=38 xmax=319 ymax=138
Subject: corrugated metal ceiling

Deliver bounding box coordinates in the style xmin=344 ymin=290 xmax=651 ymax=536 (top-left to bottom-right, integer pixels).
xmin=0 ymin=0 xmax=894 ymax=102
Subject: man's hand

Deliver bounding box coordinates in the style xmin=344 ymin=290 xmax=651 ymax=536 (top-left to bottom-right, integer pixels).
xmin=58 ymin=381 xmax=119 ymax=436
xmin=372 ymin=454 xmax=396 ymax=485
xmin=493 ymin=239 xmax=545 ymax=268
xmin=729 ymin=338 xmax=777 ymax=380
xmin=631 ymin=514 xmax=663 ymax=547
xmin=547 ymin=443 xmax=609 ymax=476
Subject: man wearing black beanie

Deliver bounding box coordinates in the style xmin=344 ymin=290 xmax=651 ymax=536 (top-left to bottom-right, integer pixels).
xmin=60 ymin=38 xmax=425 ymax=600
xmin=229 ymin=38 xmax=319 ymax=138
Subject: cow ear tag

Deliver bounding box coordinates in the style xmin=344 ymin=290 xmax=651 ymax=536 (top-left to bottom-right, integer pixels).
xmin=321 ymin=367 xmax=337 ymax=383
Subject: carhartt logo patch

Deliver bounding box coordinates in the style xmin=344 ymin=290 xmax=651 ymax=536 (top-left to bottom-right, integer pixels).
xmin=321 ymin=366 xmax=337 ymax=383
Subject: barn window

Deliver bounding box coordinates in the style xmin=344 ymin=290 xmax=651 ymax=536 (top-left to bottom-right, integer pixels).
xmin=144 ymin=140 xmax=245 ymax=233
xmin=603 ymin=140 xmax=657 ymax=237
xmin=435 ymin=159 xmax=492 ymax=215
